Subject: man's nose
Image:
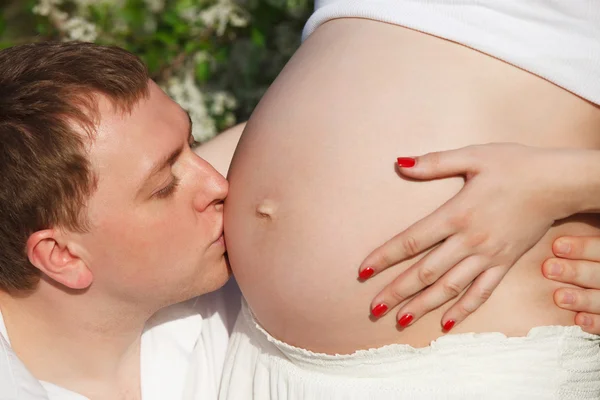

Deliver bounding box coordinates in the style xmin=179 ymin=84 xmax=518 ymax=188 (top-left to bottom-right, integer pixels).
xmin=193 ymin=168 xmax=228 ymax=213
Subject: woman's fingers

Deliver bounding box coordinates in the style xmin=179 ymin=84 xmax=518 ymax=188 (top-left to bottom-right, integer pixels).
xmin=545 ymin=237 xmax=600 ymax=334
xmin=553 ymin=236 xmax=600 ymax=261
xmin=396 ymin=146 xmax=479 ymax=180
xmin=553 ymin=287 xmax=600 ymax=315
xmin=359 ymin=205 xmax=456 ymax=279
xmin=358 ymin=146 xmax=484 ymax=279
xmin=574 ymin=312 xmax=600 ymax=335
xmin=369 ymin=237 xmax=470 ymax=317
xmin=440 ymin=266 xmax=506 ymax=330
xmin=542 ymin=258 xmax=600 ymax=289
xmin=393 ymin=256 xmax=485 ymax=327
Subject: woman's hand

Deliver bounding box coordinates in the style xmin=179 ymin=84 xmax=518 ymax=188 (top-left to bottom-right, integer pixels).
xmin=543 ymin=235 xmax=600 ymax=334
xmin=359 ymin=143 xmax=585 ymax=330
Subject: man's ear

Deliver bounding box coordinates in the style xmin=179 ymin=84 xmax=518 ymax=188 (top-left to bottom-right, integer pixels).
xmin=26 ymin=229 xmax=93 ymax=290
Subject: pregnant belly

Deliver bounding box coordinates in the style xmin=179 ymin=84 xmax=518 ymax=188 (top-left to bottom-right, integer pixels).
xmin=224 ymin=19 xmax=600 ymax=354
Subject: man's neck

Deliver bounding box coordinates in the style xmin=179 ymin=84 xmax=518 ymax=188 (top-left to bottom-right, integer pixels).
xmin=0 ymin=282 xmax=154 ymax=399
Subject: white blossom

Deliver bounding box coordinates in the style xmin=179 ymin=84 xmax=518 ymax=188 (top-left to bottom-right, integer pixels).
xmin=143 ymin=0 xmax=166 ymax=13
xmin=209 ymin=91 xmax=237 ymax=116
xmin=163 ymin=69 xmax=218 ymax=143
xmin=33 ymin=0 xmax=68 ymax=25
xmin=32 ymin=0 xmax=62 ymax=17
xmin=62 ymin=17 xmax=98 ymax=42
xmin=112 ymin=16 xmax=130 ymax=35
xmin=194 ymin=51 xmax=210 ymax=64
xmin=33 ymin=0 xmax=98 ymax=41
xmin=73 ymin=0 xmax=125 ymax=7
xmin=181 ymin=0 xmax=249 ymax=36
xmin=223 ymin=112 xmax=236 ymax=128
xmin=143 ymin=17 xmax=158 ymax=33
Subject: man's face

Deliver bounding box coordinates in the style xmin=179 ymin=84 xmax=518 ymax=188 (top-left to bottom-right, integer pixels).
xmin=73 ymin=81 xmax=229 ymax=308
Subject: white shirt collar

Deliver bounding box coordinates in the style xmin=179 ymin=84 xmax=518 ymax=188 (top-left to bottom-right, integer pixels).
xmin=0 ymin=281 xmax=239 ymax=400
xmin=0 ymin=309 xmax=50 ymax=399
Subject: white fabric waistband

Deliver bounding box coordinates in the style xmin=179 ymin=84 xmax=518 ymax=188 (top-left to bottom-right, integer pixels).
xmin=219 ymin=299 xmax=600 ymax=399
xmin=242 ymin=299 xmax=599 ymax=373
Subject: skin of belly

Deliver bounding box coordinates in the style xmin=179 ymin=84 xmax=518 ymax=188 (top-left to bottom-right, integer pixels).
xmin=224 ymin=18 xmax=600 ymax=354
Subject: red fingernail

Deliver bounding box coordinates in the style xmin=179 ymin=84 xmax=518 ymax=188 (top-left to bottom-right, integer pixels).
xmin=397 ymin=157 xmax=416 ymax=168
xmin=443 ymin=319 xmax=455 ymax=331
xmin=397 ymin=314 xmax=414 ymax=327
xmin=359 ymin=268 xmax=375 ymax=280
xmin=371 ymin=304 xmax=388 ymax=317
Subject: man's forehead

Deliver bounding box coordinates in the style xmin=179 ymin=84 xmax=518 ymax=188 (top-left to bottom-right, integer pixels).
xmin=92 ymin=83 xmax=183 ymax=142
xmin=87 ymin=86 xmax=189 ymax=188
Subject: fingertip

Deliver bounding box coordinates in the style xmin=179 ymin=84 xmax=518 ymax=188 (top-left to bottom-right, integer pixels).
xmin=440 ymin=308 xmax=459 ymax=332
xmin=541 ymin=258 xmax=562 ymax=278
xmin=575 ymin=312 xmax=596 ymax=332
xmin=371 ymin=303 xmax=388 ymax=318
xmin=442 ymin=319 xmax=456 ymax=332
xmin=358 ymin=267 xmax=375 ymax=280
xmin=396 ymin=157 xmax=416 ymax=168
xmin=552 ymin=288 xmax=564 ymax=307
xmin=553 ymin=238 xmax=572 ymax=257
xmin=397 ymin=313 xmax=414 ymax=328
xmin=541 ymin=259 xmax=551 ymax=277
xmin=554 ymin=288 xmax=576 ymax=308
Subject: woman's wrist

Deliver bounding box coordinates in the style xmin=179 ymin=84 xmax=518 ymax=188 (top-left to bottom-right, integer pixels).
xmin=557 ymin=148 xmax=600 ymax=217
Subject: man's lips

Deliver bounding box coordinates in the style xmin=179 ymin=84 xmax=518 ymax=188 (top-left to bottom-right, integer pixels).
xmin=210 ymin=218 xmax=225 ymax=247
xmin=210 ymin=234 xmax=226 ymax=249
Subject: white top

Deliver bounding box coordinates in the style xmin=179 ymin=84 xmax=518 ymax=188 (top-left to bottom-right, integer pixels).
xmin=303 ymin=0 xmax=600 ymax=105
xmin=0 ymin=280 xmax=240 ymax=400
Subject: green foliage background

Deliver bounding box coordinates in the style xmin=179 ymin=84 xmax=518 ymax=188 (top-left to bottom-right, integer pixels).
xmin=0 ymin=0 xmax=313 ymax=141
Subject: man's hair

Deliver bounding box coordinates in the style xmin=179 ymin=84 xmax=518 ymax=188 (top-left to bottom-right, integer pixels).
xmin=0 ymin=41 xmax=149 ymax=291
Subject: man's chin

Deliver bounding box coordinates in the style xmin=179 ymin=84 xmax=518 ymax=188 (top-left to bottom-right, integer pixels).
xmin=208 ymin=266 xmax=232 ymax=292
xmin=195 ymin=258 xmax=232 ymax=295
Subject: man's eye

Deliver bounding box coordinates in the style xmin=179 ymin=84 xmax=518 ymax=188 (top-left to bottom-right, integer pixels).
xmin=154 ymin=177 xmax=180 ymax=199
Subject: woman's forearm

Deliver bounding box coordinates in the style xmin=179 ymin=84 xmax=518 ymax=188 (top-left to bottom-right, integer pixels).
xmin=563 ymin=148 xmax=600 ymax=215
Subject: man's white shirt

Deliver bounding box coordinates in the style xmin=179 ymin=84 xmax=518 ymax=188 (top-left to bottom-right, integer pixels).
xmin=0 ymin=280 xmax=240 ymax=400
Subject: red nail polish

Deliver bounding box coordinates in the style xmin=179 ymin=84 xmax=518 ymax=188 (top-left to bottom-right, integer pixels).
xmin=371 ymin=304 xmax=388 ymax=317
xmin=397 ymin=157 xmax=416 ymax=168
xmin=398 ymin=314 xmax=414 ymax=327
xmin=359 ymin=268 xmax=375 ymax=280
xmin=443 ymin=319 xmax=455 ymax=331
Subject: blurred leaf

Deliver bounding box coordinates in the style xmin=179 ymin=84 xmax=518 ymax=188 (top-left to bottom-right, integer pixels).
xmin=142 ymin=47 xmax=163 ymax=74
xmin=214 ymin=46 xmax=228 ymax=63
xmin=184 ymin=40 xmax=198 ymax=54
xmin=250 ymin=27 xmax=265 ymax=47
xmin=122 ymin=0 xmax=147 ymax=30
xmin=35 ymin=22 xmax=50 ymax=36
xmin=195 ymin=60 xmax=211 ymax=82
xmin=0 ymin=15 xmax=6 ymax=37
xmin=155 ymin=30 xmax=177 ymax=46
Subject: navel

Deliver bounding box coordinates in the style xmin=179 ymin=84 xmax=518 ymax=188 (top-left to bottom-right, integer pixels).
xmin=256 ymin=199 xmax=277 ymax=220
